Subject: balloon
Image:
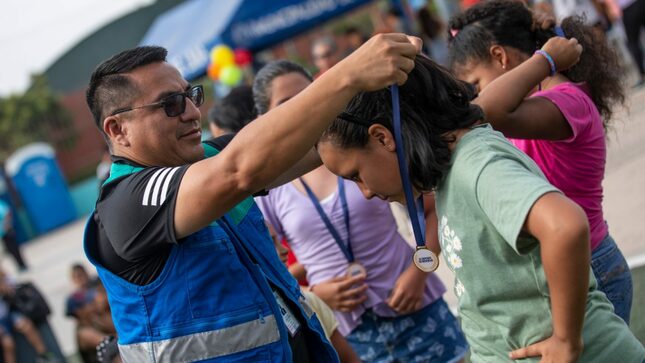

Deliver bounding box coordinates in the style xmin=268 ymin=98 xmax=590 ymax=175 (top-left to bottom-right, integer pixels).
xmin=234 ymin=49 xmax=252 ymax=66
xmin=210 ymin=45 xmax=234 ymax=67
xmin=219 ymin=65 xmax=243 ymax=86
xmin=207 ymin=63 xmax=221 ymax=80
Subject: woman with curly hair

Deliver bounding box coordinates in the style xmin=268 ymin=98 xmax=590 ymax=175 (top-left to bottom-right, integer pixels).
xmin=447 ymin=0 xmax=632 ymax=323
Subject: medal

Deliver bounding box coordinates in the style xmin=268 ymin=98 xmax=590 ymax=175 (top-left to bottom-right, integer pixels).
xmin=346 ymin=262 xmax=367 ymax=278
xmin=413 ymin=247 xmax=439 ymax=272
xmin=391 ymin=85 xmax=441 ymax=272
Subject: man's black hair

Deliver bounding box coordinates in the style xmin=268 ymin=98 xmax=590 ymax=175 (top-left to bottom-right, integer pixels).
xmin=86 ymin=46 xmax=168 ymax=134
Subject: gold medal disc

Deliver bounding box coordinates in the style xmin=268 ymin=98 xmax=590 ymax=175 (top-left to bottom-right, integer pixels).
xmin=346 ymin=262 xmax=367 ymax=278
xmin=413 ymin=247 xmax=439 ymax=272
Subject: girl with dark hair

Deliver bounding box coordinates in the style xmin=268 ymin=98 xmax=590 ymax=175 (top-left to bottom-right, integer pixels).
xmin=447 ymin=0 xmax=633 ymax=323
xmin=318 ymin=38 xmax=645 ymax=362
xmin=253 ymin=60 xmax=469 ymax=363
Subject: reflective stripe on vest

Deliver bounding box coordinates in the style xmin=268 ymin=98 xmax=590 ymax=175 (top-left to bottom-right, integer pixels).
xmin=118 ymin=315 xmax=280 ymax=363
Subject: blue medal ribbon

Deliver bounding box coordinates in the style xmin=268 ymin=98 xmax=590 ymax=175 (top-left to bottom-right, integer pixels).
xmin=300 ymin=177 xmax=354 ymax=262
xmin=391 ymin=85 xmax=427 ymax=249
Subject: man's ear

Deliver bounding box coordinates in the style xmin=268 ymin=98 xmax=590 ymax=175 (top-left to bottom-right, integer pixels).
xmin=367 ymin=124 xmax=396 ymax=152
xmin=103 ymin=116 xmax=130 ymax=147
xmin=489 ymin=45 xmax=510 ymax=70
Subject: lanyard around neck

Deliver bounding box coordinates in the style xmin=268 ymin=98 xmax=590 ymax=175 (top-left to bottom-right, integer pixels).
xmin=391 ymin=85 xmax=426 ymax=248
xmin=299 ymin=176 xmax=354 ymax=262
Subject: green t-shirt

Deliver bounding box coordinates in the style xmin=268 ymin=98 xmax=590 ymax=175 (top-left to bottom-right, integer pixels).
xmin=435 ymin=124 xmax=644 ymax=362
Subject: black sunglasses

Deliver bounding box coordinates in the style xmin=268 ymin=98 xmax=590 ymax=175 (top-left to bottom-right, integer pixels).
xmin=111 ymin=85 xmax=204 ymax=117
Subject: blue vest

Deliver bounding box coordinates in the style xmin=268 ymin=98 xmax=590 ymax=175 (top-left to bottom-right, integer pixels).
xmin=84 ymin=145 xmax=338 ymax=362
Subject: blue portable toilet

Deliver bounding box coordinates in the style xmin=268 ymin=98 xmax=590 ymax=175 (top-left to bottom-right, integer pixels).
xmin=0 ymin=171 xmax=32 ymax=243
xmin=5 ymin=143 xmax=76 ymax=235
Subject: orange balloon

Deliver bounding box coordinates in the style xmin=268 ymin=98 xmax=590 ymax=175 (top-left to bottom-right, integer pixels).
xmin=207 ymin=63 xmax=221 ymax=80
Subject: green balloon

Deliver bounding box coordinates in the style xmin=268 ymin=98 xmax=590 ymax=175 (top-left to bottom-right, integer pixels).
xmin=219 ymin=65 xmax=243 ymax=86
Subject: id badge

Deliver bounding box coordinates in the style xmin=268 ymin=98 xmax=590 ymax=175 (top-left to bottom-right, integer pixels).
xmin=272 ymin=289 xmax=301 ymax=337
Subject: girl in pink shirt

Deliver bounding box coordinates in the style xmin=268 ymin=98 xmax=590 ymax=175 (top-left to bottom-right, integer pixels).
xmin=448 ymin=0 xmax=632 ymax=323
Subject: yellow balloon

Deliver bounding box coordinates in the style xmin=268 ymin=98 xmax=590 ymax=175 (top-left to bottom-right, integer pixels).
xmin=210 ymin=45 xmax=234 ymax=67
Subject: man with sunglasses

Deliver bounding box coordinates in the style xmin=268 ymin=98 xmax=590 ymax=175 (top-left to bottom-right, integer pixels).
xmin=83 ymin=34 xmax=420 ymax=362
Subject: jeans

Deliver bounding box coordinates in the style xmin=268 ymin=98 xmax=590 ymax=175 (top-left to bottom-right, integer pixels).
xmin=346 ymin=298 xmax=468 ymax=363
xmin=591 ymin=234 xmax=633 ymax=324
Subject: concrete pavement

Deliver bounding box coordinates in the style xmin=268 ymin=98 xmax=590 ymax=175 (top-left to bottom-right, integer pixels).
xmin=2 ymin=87 xmax=644 ymax=357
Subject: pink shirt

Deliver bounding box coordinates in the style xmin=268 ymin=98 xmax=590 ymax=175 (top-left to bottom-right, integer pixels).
xmin=510 ymin=82 xmax=607 ymax=250
xmin=256 ymin=180 xmax=446 ymax=335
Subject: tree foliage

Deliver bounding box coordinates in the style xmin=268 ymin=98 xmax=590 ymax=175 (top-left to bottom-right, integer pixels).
xmin=0 ymin=74 xmax=75 ymax=161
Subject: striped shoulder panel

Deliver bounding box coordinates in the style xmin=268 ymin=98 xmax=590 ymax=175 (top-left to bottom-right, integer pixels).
xmin=141 ymin=167 xmax=181 ymax=207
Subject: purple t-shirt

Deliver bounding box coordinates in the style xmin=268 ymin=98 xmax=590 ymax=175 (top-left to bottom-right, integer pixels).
xmin=256 ymin=180 xmax=446 ymax=335
xmin=510 ymin=82 xmax=608 ymax=250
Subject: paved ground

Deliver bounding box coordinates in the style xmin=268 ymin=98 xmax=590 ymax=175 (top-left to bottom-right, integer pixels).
xmin=3 ymin=87 xmax=645 ymax=357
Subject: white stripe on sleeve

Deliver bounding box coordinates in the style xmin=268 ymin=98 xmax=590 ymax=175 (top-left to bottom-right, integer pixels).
xmin=150 ymin=167 xmax=173 ymax=206
xmin=142 ymin=168 xmax=166 ymax=206
xmin=159 ymin=167 xmax=180 ymax=205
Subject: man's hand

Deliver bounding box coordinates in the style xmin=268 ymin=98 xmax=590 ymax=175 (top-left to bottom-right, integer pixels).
xmin=386 ymin=264 xmax=427 ymax=314
xmin=312 ymin=274 xmax=368 ymax=312
xmin=332 ymin=33 xmax=422 ymax=92
xmin=509 ymin=334 xmax=583 ymax=363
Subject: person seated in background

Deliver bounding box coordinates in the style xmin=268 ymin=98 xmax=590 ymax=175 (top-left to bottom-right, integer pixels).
xmin=72 ymin=279 xmax=118 ymax=363
xmin=66 ymin=264 xmax=106 ymax=363
xmin=91 ymin=283 xmax=120 ymax=363
xmin=0 ymin=267 xmax=57 ymax=363
xmin=207 ymin=85 xmax=256 ymax=138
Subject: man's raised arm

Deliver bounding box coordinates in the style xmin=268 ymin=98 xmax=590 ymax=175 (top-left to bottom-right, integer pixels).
xmin=175 ymin=34 xmax=421 ymax=238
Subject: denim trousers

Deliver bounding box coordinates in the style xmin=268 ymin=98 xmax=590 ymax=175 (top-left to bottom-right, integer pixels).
xmin=345 ymin=298 xmax=468 ymax=363
xmin=591 ymin=234 xmax=633 ymax=324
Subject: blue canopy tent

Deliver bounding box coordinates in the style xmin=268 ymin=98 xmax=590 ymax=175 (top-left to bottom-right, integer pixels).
xmin=140 ymin=0 xmax=373 ymax=80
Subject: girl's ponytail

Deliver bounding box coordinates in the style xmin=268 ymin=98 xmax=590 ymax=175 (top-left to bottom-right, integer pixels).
xmin=558 ymin=16 xmax=625 ymax=126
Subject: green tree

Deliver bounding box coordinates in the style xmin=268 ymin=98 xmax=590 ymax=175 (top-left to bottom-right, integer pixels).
xmin=0 ymin=74 xmax=75 ymax=160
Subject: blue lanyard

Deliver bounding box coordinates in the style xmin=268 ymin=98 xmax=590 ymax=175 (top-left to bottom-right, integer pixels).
xmin=300 ymin=177 xmax=354 ymax=262
xmin=391 ymin=85 xmax=426 ymax=248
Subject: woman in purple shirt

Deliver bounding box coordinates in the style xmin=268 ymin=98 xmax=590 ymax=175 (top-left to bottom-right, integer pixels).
xmin=253 ymin=60 xmax=467 ymax=363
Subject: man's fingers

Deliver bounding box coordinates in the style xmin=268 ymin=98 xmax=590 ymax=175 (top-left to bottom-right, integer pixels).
xmin=509 ymin=343 xmax=542 ymax=359
xmin=380 ymin=33 xmax=422 ymax=59
xmin=395 ymin=70 xmax=409 ymax=86
xmin=396 ymin=56 xmax=416 ymax=75
xmin=405 ymin=35 xmax=423 ymax=54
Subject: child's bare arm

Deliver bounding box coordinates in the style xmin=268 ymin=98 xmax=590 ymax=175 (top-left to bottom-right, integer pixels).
xmin=473 ymin=37 xmax=582 ymax=140
xmin=423 ymin=192 xmax=440 ymax=255
xmin=510 ymin=192 xmax=589 ymax=362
